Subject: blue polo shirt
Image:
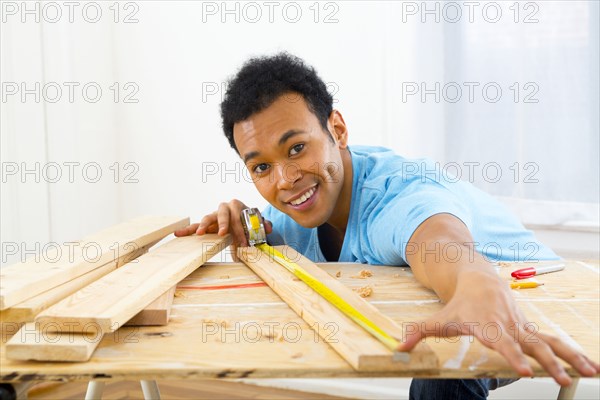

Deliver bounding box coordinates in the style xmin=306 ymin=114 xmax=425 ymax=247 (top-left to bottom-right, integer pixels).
xmin=262 ymin=145 xmax=558 ymax=265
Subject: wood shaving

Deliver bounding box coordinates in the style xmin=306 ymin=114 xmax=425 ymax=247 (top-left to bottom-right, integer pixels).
xmin=202 ymin=318 xmax=228 ymax=328
xmin=292 ymin=277 xmax=301 ymax=281
xmin=335 ymin=271 xmax=342 ymax=278
xmin=351 ymin=269 xmax=373 ymax=279
xmin=219 ymin=275 xmax=230 ymax=279
xmin=497 ymin=261 xmax=511 ymax=267
xmin=291 ymin=352 xmax=303 ymax=359
xmin=174 ymin=291 xmax=185 ymax=298
xmin=264 ymin=331 xmax=276 ymax=340
xmin=353 ymin=285 xmax=373 ymax=297
xmin=264 ymin=330 xmax=285 ymax=342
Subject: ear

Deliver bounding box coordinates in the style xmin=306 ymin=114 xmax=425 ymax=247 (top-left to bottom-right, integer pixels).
xmin=328 ymin=110 xmax=349 ymax=149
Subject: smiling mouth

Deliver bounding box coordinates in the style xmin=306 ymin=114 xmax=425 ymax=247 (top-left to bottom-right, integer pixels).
xmin=288 ymin=186 xmax=317 ymax=206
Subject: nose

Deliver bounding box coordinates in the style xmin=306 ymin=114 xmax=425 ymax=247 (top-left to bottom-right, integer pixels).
xmin=275 ymin=162 xmax=302 ymax=190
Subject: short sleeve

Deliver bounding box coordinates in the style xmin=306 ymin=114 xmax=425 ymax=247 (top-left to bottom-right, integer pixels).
xmin=366 ymin=178 xmax=473 ymax=264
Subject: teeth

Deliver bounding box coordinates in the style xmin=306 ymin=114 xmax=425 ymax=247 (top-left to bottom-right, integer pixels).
xmin=290 ymin=187 xmax=316 ymax=206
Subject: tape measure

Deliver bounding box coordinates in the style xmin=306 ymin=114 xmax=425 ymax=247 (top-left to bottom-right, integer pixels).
xmin=240 ymin=208 xmax=400 ymax=351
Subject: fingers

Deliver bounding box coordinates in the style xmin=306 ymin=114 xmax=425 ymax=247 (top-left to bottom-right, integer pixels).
xmin=221 ymin=201 xmax=249 ymax=246
xmin=177 ymin=202 xmax=275 ymax=253
xmin=397 ymin=311 xmax=450 ymax=352
xmin=399 ymin=315 xmax=598 ymax=386
xmin=216 ymin=203 xmax=232 ymax=235
xmin=177 ymin=199 xmax=257 ymax=248
xmin=264 ymin=219 xmax=273 ymax=234
xmin=174 ymin=223 xmax=200 ymax=237
xmin=478 ymin=328 xmax=534 ymax=377
xmin=229 ymin=244 xmax=240 ymax=262
xmin=516 ymin=330 xmax=570 ymax=385
xmin=397 ymin=311 xmax=547 ymax=381
xmin=476 ymin=322 xmax=597 ymax=386
xmin=396 ymin=328 xmax=423 ymax=352
xmin=397 ymin=286 xmax=598 ymax=386
xmin=195 ymin=200 xmax=249 ymax=246
xmin=505 ymin=326 xmax=599 ymax=385
xmin=196 ymin=212 xmax=218 ymax=235
xmin=535 ymin=332 xmax=600 ymax=377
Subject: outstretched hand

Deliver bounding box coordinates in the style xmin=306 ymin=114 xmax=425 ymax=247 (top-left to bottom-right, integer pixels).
xmin=397 ymin=267 xmax=599 ymax=386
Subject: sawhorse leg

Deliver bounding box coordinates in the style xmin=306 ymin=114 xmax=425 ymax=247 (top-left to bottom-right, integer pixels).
xmin=84 ymin=381 xmax=105 ymax=400
xmin=557 ymin=378 xmax=580 ymax=400
xmin=140 ymin=380 xmax=161 ymax=399
xmin=84 ymin=380 xmax=161 ymax=400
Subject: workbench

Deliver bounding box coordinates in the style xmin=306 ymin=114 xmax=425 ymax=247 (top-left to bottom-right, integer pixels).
xmin=1 ymin=260 xmax=598 ymax=395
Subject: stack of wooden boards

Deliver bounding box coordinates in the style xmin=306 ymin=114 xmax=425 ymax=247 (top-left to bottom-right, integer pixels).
xmin=0 ymin=216 xmax=231 ymax=361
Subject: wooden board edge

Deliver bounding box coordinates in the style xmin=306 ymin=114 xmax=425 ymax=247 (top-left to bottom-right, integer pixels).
xmin=124 ymin=286 xmax=176 ymax=326
xmin=5 ymin=322 xmax=101 ymax=362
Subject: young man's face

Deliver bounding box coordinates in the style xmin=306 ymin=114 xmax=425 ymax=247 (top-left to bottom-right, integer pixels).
xmin=233 ymin=93 xmax=351 ymax=229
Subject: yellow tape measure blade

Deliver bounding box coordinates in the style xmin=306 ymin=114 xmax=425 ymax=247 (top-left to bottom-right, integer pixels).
xmin=257 ymin=244 xmax=400 ymax=351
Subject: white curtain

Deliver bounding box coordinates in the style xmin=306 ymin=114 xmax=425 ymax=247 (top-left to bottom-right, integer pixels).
xmin=443 ymin=0 xmax=599 ymax=215
xmin=384 ymin=0 xmax=599 ymax=228
xmin=1 ymin=1 xmax=598 ymax=266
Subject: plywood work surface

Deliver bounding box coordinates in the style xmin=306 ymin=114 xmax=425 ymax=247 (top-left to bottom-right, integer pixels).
xmin=1 ymin=259 xmax=598 ymax=382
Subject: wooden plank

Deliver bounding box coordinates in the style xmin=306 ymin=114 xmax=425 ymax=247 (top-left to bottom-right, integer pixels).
xmin=35 ymin=234 xmax=231 ymax=335
xmin=5 ymin=322 xmax=100 ymax=362
xmin=0 ymin=241 xmax=157 ymax=324
xmin=0 ymin=216 xmax=190 ymax=310
xmin=124 ymin=286 xmax=176 ymax=326
xmin=237 ymin=246 xmax=438 ymax=371
xmin=5 ymin=285 xmax=175 ymax=362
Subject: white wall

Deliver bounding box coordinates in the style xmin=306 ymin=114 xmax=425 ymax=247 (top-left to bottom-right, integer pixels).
xmin=1 ymin=1 xmax=599 ymax=266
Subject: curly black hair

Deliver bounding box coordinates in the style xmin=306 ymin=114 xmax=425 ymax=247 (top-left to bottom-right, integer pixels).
xmin=220 ymin=52 xmax=334 ymax=153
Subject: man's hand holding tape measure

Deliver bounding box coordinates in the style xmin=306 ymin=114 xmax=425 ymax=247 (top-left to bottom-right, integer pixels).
xmin=174 ymin=199 xmax=272 ymax=261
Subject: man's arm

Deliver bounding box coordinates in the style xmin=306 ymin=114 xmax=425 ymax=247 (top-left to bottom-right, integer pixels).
xmin=399 ymin=213 xmax=599 ymax=386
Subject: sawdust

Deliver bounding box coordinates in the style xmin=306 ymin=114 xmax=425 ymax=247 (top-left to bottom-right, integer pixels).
xmin=219 ymin=275 xmax=230 ymax=279
xmin=393 ymin=273 xmax=401 ymax=278
xmin=264 ymin=331 xmax=276 ymax=340
xmin=264 ymin=330 xmax=286 ymax=342
xmin=174 ymin=291 xmax=185 ymax=298
xmin=497 ymin=261 xmax=512 ymax=267
xmin=291 ymin=352 xmax=303 ymax=359
xmin=353 ymin=285 xmax=373 ymax=297
xmin=335 ymin=271 xmax=342 ymax=278
xmin=202 ymin=318 xmax=228 ymax=328
xmin=351 ymin=269 xmax=373 ymax=279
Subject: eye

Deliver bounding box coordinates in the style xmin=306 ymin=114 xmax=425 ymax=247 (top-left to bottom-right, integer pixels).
xmin=252 ymin=163 xmax=270 ymax=174
xmin=289 ymin=143 xmax=304 ymax=156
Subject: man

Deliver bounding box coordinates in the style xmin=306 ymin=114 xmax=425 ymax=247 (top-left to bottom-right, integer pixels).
xmin=176 ymin=53 xmax=598 ymax=399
